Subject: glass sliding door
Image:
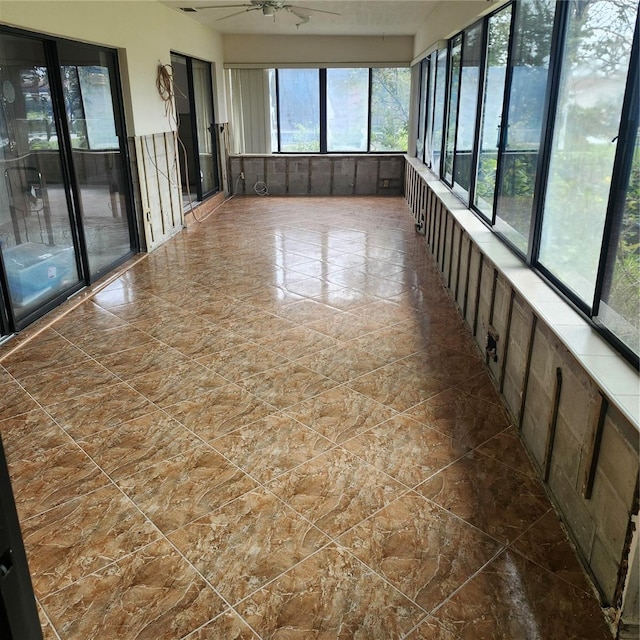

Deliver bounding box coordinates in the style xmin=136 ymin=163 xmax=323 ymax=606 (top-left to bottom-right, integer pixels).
xmin=0 ymin=33 xmax=82 ymax=325
xmin=57 ymin=41 xmax=135 ymax=279
xmin=192 ymin=60 xmax=218 ymax=195
xmin=172 ymin=53 xmax=219 ymax=204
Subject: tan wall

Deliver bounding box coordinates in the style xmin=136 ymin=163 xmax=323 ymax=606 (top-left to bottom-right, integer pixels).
xmin=223 ymin=34 xmax=413 ymax=66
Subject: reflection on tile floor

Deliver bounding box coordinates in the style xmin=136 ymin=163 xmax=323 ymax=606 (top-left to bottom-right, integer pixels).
xmin=0 ymin=197 xmax=610 ymax=639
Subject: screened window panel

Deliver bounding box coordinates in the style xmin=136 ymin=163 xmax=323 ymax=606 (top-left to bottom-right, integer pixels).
xmin=474 ymin=5 xmax=512 ymax=220
xmin=415 ymin=60 xmax=428 ymax=160
xmin=278 ymin=69 xmax=320 ymax=152
xmin=430 ymin=48 xmax=448 ymax=176
xmin=371 ymin=67 xmax=411 ymax=152
xmin=538 ymin=0 xmax=637 ymax=304
xmin=452 ymin=22 xmax=483 ymax=201
xmin=494 ymin=0 xmax=556 ymax=252
xmin=443 ymin=35 xmax=462 ymax=183
xmin=327 ymin=68 xmax=369 ymax=152
xmin=424 ymin=51 xmax=438 ymax=169
xmin=596 ymin=119 xmax=640 ymax=355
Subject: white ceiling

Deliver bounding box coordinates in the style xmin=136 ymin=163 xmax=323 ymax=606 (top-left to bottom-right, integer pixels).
xmin=162 ymin=0 xmax=441 ymax=36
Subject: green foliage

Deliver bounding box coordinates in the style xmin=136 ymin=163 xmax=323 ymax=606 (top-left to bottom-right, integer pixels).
xmin=607 ymin=138 xmax=640 ymax=331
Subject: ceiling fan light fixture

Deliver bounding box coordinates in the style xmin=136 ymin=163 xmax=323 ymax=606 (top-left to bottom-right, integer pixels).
xmin=262 ymin=5 xmax=275 ymax=15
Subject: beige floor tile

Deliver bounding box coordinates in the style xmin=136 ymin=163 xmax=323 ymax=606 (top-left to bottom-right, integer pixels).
xmin=41 ymin=538 xmax=225 ymax=640
xmin=9 ymin=442 xmax=111 ymax=521
xmin=23 ymin=484 xmax=160 ymax=598
xmin=164 ymin=384 xmax=276 ymax=440
xmin=184 ymin=610 xmax=259 ymax=639
xmin=238 ymin=361 xmax=337 ymax=409
xmin=126 ymin=360 xmax=228 ymax=407
xmin=196 ymin=341 xmax=289 ymax=382
xmin=348 ymin=361 xmax=449 ymax=412
xmin=44 ymin=382 xmax=155 ymax=437
xmin=285 ymin=385 xmax=397 ymax=443
xmin=168 ymin=487 xmax=329 ymax=605
xmin=343 ymin=414 xmax=470 ymax=487
xmin=404 ymin=387 xmax=510 ymax=449
xmin=417 ymin=452 xmax=550 ymax=544
xmin=77 ymin=411 xmax=203 ymax=481
xmin=235 ymin=545 xmax=425 ymax=638
xmin=211 ymin=412 xmax=333 ymax=482
xmin=339 ymin=493 xmax=501 ymax=611
xmin=118 ymin=445 xmax=257 ymax=533
xmin=432 ymin=550 xmax=612 ymax=640
xmin=267 ymin=448 xmax=405 ymax=537
xmin=0 ymin=196 xmax=609 ymax=640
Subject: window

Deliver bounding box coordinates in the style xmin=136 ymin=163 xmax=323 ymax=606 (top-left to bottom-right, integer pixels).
xmin=277 ymin=68 xmax=320 ymax=152
xmin=474 ymin=4 xmax=512 ymax=219
xmin=538 ymin=0 xmax=637 ymax=304
xmin=270 ymin=67 xmax=410 ymax=153
xmin=443 ymin=34 xmax=462 ymax=183
xmin=327 ymin=68 xmax=369 ymax=152
xmin=415 ymin=59 xmax=429 ymax=161
xmin=494 ymin=0 xmax=556 ymax=252
xmin=423 ymin=52 xmax=436 ymax=168
xmin=429 ymin=48 xmax=448 ymax=176
xmin=595 ymin=34 xmax=639 ymax=357
xmin=371 ymin=67 xmax=411 ymax=152
xmin=453 ymin=22 xmax=483 ymax=200
xmin=414 ymin=0 xmax=640 ymax=364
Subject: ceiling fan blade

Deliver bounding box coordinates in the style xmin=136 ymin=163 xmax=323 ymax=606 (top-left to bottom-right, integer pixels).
xmin=287 ymin=4 xmax=341 ymax=15
xmin=287 ymin=8 xmax=310 ymax=26
xmin=185 ymin=3 xmax=254 ymax=9
xmin=215 ymin=6 xmax=261 ymax=20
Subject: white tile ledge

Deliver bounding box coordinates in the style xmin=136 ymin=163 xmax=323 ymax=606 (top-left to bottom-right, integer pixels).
xmin=406 ymin=156 xmax=640 ymax=430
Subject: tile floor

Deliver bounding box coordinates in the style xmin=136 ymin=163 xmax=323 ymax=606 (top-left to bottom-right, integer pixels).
xmin=0 ymin=196 xmax=612 ymax=639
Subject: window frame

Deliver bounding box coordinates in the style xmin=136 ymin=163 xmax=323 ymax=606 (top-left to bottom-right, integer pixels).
xmin=414 ymin=0 xmax=640 ymax=367
xmin=274 ymin=66 xmax=411 ymax=154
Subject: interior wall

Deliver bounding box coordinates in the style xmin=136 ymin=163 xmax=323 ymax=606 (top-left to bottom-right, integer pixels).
xmin=223 ymin=34 xmax=413 ymax=66
xmin=0 ymin=0 xmax=227 ymax=134
xmin=229 ymin=154 xmax=405 ymax=196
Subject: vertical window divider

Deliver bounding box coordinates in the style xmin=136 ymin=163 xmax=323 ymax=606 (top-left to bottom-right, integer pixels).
xmin=275 ymin=69 xmax=282 ymax=152
xmin=527 ymin=0 xmax=569 ymax=265
xmin=440 ymin=43 xmax=453 ymax=179
xmin=367 ymin=68 xmax=373 ymax=152
xmin=319 ymin=68 xmax=327 ymax=153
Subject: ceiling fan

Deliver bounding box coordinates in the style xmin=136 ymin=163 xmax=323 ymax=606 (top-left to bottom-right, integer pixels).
xmin=180 ymin=1 xmax=340 ymax=26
